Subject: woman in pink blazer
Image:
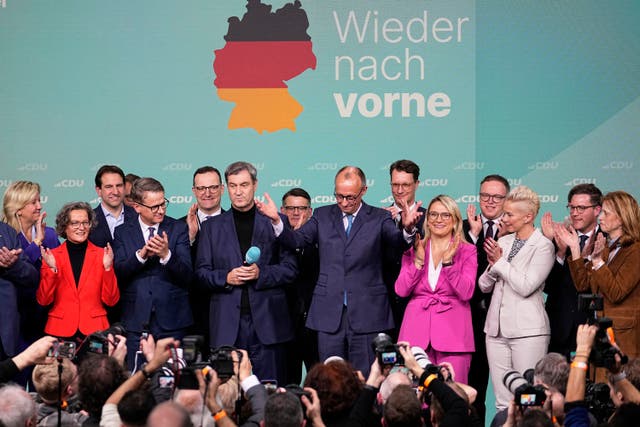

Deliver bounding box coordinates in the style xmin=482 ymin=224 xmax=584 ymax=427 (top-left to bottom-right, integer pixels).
xmin=395 ymin=194 xmax=477 ymax=384
xmin=37 ymin=202 xmax=119 ymax=339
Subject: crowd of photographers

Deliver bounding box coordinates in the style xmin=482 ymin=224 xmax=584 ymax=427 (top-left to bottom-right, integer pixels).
xmin=2 ymin=319 xmax=640 ymax=427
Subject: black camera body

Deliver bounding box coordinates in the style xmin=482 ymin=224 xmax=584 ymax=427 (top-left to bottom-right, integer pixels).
xmin=371 ymin=333 xmax=404 ymax=367
xmin=578 ymin=294 xmax=628 ymax=370
xmin=503 ymin=370 xmax=547 ymax=408
xmin=209 ymin=345 xmax=241 ymax=380
xmin=585 ymin=381 xmax=616 ymax=423
xmin=47 ymin=340 xmax=76 ymax=359
xmin=74 ymin=323 xmax=126 ymax=363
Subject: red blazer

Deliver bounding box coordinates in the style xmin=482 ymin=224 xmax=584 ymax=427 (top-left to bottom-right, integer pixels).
xmin=37 ymin=241 xmax=119 ymax=337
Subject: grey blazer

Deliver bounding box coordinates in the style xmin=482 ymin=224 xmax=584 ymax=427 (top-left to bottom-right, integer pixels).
xmin=479 ymin=228 xmax=554 ymax=339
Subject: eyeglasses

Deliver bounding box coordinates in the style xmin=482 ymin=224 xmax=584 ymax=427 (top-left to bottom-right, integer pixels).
xmin=334 ymin=187 xmax=364 ymax=203
xmin=138 ymin=198 xmax=170 ymax=213
xmin=391 ymin=183 xmax=415 ymax=191
xmin=69 ymin=221 xmax=91 ymax=229
xmin=427 ymin=211 xmax=452 ymax=221
xmin=283 ymin=206 xmax=310 ymax=212
xmin=567 ymin=204 xmax=596 ymax=213
xmin=479 ymin=193 xmax=506 ymax=203
xmin=194 ymin=184 xmax=222 ymax=193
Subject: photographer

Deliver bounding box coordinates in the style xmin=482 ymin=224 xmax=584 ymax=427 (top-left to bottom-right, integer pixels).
xmin=398 ymin=345 xmax=473 ymax=427
xmin=564 ymin=324 xmax=599 ymax=426
xmin=0 ymin=335 xmax=57 ymax=384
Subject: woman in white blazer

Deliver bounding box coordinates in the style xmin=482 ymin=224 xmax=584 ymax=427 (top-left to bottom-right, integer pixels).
xmin=479 ymin=186 xmax=555 ymax=410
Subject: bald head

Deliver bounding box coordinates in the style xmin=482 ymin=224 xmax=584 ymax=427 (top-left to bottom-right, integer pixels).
xmin=334 ymin=166 xmax=367 ymax=214
xmin=147 ymin=402 xmax=193 ymax=427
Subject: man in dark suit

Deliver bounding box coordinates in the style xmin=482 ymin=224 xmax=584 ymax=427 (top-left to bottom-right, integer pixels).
xmin=196 ymin=162 xmax=297 ymax=385
xmin=0 ymin=222 xmax=39 ymax=361
xmin=463 ymin=174 xmax=509 ymax=425
xmin=89 ymin=165 xmax=138 ymax=325
xmin=113 ymin=177 xmax=193 ymax=369
xmin=279 ymin=187 xmax=319 ymax=385
xmin=542 ymin=183 xmax=603 ymax=357
xmin=89 ymin=165 xmax=137 ymax=248
xmin=257 ymin=166 xmax=422 ymax=375
xmin=180 ymin=166 xmax=225 ymax=349
xmin=382 ymin=159 xmax=426 ymax=340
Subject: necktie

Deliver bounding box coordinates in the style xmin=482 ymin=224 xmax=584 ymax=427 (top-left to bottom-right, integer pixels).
xmin=345 ymin=214 xmax=354 ymax=237
xmin=148 ymin=226 xmax=156 ymax=242
xmin=579 ymin=234 xmax=589 ymax=251
xmin=485 ymin=220 xmax=494 ymax=240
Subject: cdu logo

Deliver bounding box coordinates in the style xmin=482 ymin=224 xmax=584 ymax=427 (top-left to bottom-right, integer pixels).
xmin=54 ymin=179 xmax=85 ymax=188
xmin=602 ymin=161 xmax=633 ymax=170
xmin=528 ymin=161 xmax=559 ymax=170
xmin=169 ymin=196 xmax=193 ymax=204
xmin=419 ymin=178 xmax=448 ymax=187
xmin=308 ymin=163 xmax=338 ymax=171
xmin=508 ymin=178 xmax=522 ymax=186
xmin=313 ymin=195 xmax=336 ymax=204
xmin=380 ymin=195 xmax=394 ymax=204
xmin=539 ymin=195 xmax=559 ymax=203
xmin=18 ymin=163 xmax=48 ymax=172
xmin=163 ymin=163 xmax=192 ymax=171
xmin=455 ymin=195 xmax=479 ymax=203
xmin=0 ymin=179 xmax=13 ymax=188
xmin=454 ymin=162 xmax=484 ymax=171
xmin=564 ymin=178 xmax=596 ymax=186
xmin=271 ymin=179 xmax=302 ymax=187
xmin=40 ymin=196 xmax=49 ymax=204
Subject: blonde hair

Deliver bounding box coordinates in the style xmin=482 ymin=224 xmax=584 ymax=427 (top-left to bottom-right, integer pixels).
xmin=602 ymin=191 xmax=640 ymax=246
xmin=505 ymin=185 xmax=540 ymax=217
xmin=423 ymin=194 xmax=464 ymax=241
xmin=2 ymin=180 xmax=41 ymax=232
xmin=32 ymin=358 xmax=77 ymax=403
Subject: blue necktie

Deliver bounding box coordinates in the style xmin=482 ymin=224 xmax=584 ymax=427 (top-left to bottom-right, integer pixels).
xmin=345 ymin=214 xmax=353 ymax=237
xmin=148 ymin=226 xmax=155 ymax=242
xmin=579 ymin=234 xmax=589 ymax=251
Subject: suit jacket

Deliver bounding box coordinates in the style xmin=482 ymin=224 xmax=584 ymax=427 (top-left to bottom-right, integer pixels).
xmin=195 ymin=209 xmax=297 ymax=346
xmin=544 ymin=228 xmax=605 ymax=353
xmin=395 ymin=241 xmax=477 ymax=352
xmin=479 ymin=228 xmax=554 ymax=339
xmin=382 ymin=206 xmax=426 ymax=289
xmin=113 ymin=216 xmax=193 ymax=333
xmin=462 ymin=219 xmax=494 ymax=315
xmin=36 ymin=241 xmax=119 ymax=337
xmin=0 ymin=222 xmax=39 ymax=356
xmin=89 ymin=204 xmax=137 ymax=248
xmin=278 ymin=202 xmax=409 ymax=334
xmin=568 ymin=241 xmax=640 ymax=359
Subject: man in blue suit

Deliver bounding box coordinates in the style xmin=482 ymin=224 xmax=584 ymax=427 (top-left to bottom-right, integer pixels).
xmin=113 ymin=177 xmax=193 ymax=369
xmin=196 ymin=161 xmax=297 ymax=385
xmin=89 ymin=164 xmax=138 ymax=324
xmin=257 ymin=166 xmax=422 ymax=374
xmin=0 ymin=222 xmax=39 ymax=361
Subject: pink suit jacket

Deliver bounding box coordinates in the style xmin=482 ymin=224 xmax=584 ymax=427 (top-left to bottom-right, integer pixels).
xmin=395 ymin=241 xmax=477 ymax=352
xmin=37 ymin=241 xmax=119 ymax=337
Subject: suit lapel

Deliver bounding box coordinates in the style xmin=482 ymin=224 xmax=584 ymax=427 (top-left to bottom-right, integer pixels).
xmin=78 ymin=243 xmax=98 ymax=291
xmin=226 ymin=211 xmax=243 ymax=263
xmin=332 ymin=205 xmax=348 ymax=243
xmin=58 ymin=243 xmax=79 ymax=295
xmin=347 ymin=202 xmax=368 ymax=242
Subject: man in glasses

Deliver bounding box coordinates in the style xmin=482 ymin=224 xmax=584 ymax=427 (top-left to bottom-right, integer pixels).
xmin=113 ymin=177 xmax=193 ymax=369
xmin=541 ymin=183 xmax=603 ymax=356
xmin=196 ymin=162 xmax=297 ymax=385
xmin=383 ymin=159 xmax=426 ymax=340
xmin=280 ymin=187 xmax=319 ymax=384
xmin=181 ymin=166 xmax=226 ymax=351
xmin=464 ymin=173 xmax=510 ymax=424
xmin=257 ymin=165 xmax=422 ymax=375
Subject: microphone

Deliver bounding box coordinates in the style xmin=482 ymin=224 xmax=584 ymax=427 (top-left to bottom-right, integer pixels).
xmin=243 ymin=246 xmax=261 ymax=266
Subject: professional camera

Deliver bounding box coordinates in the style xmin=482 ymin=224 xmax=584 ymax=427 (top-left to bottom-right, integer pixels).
xmin=47 ymin=340 xmax=76 ymax=359
xmin=209 ymin=345 xmax=242 ymax=380
xmin=503 ymin=370 xmax=547 ymax=408
xmin=175 ymin=335 xmax=206 ymax=390
xmin=371 ymin=333 xmax=404 ymax=367
xmin=584 ymin=381 xmax=616 ymax=423
xmin=74 ymin=323 xmax=126 ymax=363
xmin=284 ymin=384 xmax=312 ymax=419
xmin=578 ymin=294 xmax=628 ymax=370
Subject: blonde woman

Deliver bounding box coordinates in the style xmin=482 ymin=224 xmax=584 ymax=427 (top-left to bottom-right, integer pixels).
xmin=479 ymin=186 xmax=554 ymax=410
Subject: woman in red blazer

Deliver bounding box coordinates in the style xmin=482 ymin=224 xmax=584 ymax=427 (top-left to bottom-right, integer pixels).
xmin=37 ymin=202 xmax=119 ymax=338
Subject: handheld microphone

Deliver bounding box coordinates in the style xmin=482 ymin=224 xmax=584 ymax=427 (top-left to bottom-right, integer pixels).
xmin=243 ymin=246 xmax=261 ymax=266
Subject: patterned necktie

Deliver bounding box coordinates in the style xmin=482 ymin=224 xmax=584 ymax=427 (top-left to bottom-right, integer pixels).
xmin=148 ymin=226 xmax=156 ymax=242
xmin=485 ymin=220 xmax=494 ymax=240
xmin=345 ymin=214 xmax=353 ymax=237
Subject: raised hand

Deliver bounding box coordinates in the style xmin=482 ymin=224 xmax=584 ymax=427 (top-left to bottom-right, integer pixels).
xmin=483 ymin=237 xmax=502 ymax=265
xmin=540 ymin=212 xmax=555 ymax=241
xmin=186 ymin=203 xmax=199 ymax=242
xmin=103 ymin=242 xmax=114 ymax=271
xmin=554 ymin=222 xmax=580 ymax=260
xmin=591 ymin=233 xmax=606 ymax=264
xmin=466 ymin=204 xmax=482 ymax=237
xmin=442 ymin=234 xmax=461 ymax=264
xmin=413 ymin=233 xmax=426 ymax=269
xmin=40 ymin=246 xmax=57 ymax=271
xmin=255 ymin=192 xmax=281 ymax=224
xmin=399 ymin=199 xmax=424 ymax=232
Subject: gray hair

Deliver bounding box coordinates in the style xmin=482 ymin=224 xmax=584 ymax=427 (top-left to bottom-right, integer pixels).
xmin=130 ymin=177 xmax=165 ymax=204
xmin=224 ymin=161 xmax=258 ymax=183
xmin=0 ymin=384 xmax=37 ymax=427
xmin=534 ymin=353 xmax=569 ymax=395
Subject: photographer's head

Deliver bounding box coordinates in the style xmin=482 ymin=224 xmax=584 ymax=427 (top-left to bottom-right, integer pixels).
xmin=263 ymin=391 xmax=305 ymax=427
xmin=78 ymin=354 xmax=128 ymax=419
xmin=382 ymin=384 xmax=423 ymax=427
xmin=304 ymin=360 xmax=362 ymax=421
xmin=379 ymin=372 xmax=412 ymax=405
xmin=0 ymin=385 xmax=37 ymax=427
xmin=533 ymin=353 xmax=569 ymax=420
xmin=32 ymin=358 xmax=78 ymax=403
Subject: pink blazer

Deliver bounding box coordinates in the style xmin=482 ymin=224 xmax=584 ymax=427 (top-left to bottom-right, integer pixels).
xmin=395 ymin=241 xmax=477 ymax=352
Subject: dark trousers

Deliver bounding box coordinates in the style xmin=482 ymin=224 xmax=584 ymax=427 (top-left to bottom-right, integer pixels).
xmin=235 ymin=313 xmax=288 ymax=386
xmin=317 ymin=306 xmax=379 ymax=377
xmin=468 ymin=308 xmax=490 ymax=426
xmin=285 ymin=313 xmax=319 ymax=386
xmin=125 ymin=315 xmax=188 ymax=372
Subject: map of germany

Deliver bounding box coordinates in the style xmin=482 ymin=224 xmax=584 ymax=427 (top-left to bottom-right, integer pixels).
xmin=213 ymin=0 xmax=317 ymax=134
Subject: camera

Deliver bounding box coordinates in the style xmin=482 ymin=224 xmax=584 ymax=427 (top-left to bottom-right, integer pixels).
xmin=578 ymin=294 xmax=628 ymax=370
xmin=209 ymin=345 xmax=242 ymax=380
xmin=47 ymin=340 xmax=76 ymax=359
xmin=503 ymin=370 xmax=547 ymax=407
xmin=74 ymin=323 xmax=126 ymax=363
xmin=182 ymin=335 xmax=204 ymax=364
xmin=371 ymin=333 xmax=404 ymax=367
xmin=584 ymin=381 xmax=616 ymax=423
